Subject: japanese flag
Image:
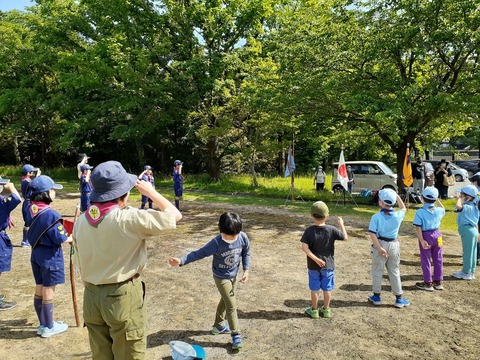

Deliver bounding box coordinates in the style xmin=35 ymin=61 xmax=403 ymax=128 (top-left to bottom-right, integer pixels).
xmin=337 ymin=150 xmax=348 ymax=191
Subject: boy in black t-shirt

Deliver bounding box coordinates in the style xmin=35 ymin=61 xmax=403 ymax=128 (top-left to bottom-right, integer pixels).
xmin=300 ymin=201 xmax=348 ymax=319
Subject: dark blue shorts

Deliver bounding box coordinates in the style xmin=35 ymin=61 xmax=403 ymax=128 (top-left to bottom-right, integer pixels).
xmin=0 ymin=233 xmax=13 ymax=272
xmin=308 ymin=269 xmax=335 ymax=291
xmin=30 ymin=246 xmax=65 ymax=287
xmin=174 ymin=184 xmax=183 ymax=197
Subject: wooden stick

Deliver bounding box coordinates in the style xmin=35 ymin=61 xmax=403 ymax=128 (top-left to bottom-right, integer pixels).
xmin=70 ymin=205 xmax=81 ymax=327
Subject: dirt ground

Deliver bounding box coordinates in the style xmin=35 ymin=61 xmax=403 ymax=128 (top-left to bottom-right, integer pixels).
xmin=0 ymin=193 xmax=479 ymax=360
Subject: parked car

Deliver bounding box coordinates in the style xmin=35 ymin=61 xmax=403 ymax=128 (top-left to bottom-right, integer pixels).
xmin=428 ymin=160 xmax=469 ymax=182
xmin=452 ymin=159 xmax=480 ymax=177
xmin=331 ymin=161 xmax=397 ymax=193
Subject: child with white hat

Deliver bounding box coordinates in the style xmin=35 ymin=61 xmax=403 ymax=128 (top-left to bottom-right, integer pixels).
xmin=368 ymin=188 xmax=410 ymax=308
xmin=413 ymin=187 xmax=446 ymax=291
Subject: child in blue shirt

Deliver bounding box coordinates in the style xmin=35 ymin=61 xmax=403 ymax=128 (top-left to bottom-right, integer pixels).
xmin=173 ymin=160 xmax=183 ymax=210
xmin=301 ymin=201 xmax=348 ymax=319
xmin=20 ymin=164 xmax=40 ymax=247
xmin=412 ymin=187 xmax=446 ymax=291
xmin=452 ymin=185 xmax=479 ymax=280
xmin=169 ymin=212 xmax=250 ymax=350
xmin=79 ymin=164 xmax=93 ymax=212
xmin=0 ymin=181 xmax=21 ymax=310
xmin=27 ymin=175 xmax=72 ymax=338
xmin=138 ymin=165 xmax=155 ymax=209
xmin=468 ymin=172 xmax=480 ymax=265
xmin=368 ymin=188 xmax=410 ymax=308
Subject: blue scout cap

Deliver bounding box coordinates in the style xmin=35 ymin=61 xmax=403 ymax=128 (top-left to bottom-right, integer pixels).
xmin=422 ymin=187 xmax=438 ymax=201
xmin=379 ymin=188 xmax=397 ymax=206
xmin=29 ymin=175 xmax=63 ymax=194
xmin=90 ymin=161 xmax=137 ymax=202
xmin=144 ymin=165 xmax=152 ymax=171
xmin=468 ymin=172 xmax=480 ymax=184
xmin=80 ymin=164 xmax=93 ymax=171
xmin=174 ymin=160 xmax=183 ymax=166
xmin=22 ymin=164 xmax=39 ymax=175
xmin=169 ymin=341 xmax=206 ymax=360
xmin=460 ymin=184 xmax=478 ymax=199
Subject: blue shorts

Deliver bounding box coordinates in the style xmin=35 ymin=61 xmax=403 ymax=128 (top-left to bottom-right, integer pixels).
xmin=0 ymin=233 xmax=13 ymax=272
xmin=308 ymin=269 xmax=335 ymax=291
xmin=174 ymin=184 xmax=183 ymax=197
xmin=30 ymin=246 xmax=65 ymax=287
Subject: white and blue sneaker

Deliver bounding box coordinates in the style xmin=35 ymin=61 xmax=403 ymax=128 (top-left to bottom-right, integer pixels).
xmin=41 ymin=321 xmax=68 ymax=338
xmin=36 ymin=325 xmax=46 ymax=336
xmin=368 ymin=294 xmax=382 ymax=306
xmin=394 ymin=297 xmax=411 ymax=308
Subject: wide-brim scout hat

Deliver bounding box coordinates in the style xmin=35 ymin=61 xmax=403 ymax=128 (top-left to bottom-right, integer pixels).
xmin=29 ymin=175 xmax=63 ymax=195
xmin=90 ymin=161 xmax=137 ymax=202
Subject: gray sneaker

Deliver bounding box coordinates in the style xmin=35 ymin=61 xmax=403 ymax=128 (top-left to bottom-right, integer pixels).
xmin=0 ymin=299 xmax=16 ymax=311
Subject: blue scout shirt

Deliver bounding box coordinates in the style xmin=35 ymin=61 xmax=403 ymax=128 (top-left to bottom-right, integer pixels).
xmin=368 ymin=208 xmax=406 ymax=240
xmin=412 ymin=204 xmax=445 ymax=231
xmin=0 ymin=194 xmax=21 ymax=230
xmin=180 ymin=232 xmax=250 ymax=280
xmin=456 ymin=201 xmax=480 ymax=227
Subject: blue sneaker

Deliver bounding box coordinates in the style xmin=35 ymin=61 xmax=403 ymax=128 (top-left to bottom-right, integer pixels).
xmin=41 ymin=321 xmax=68 ymax=338
xmin=211 ymin=324 xmax=231 ymax=335
xmin=305 ymin=307 xmax=320 ymax=319
xmin=231 ymin=333 xmax=243 ymax=350
xmin=368 ymin=294 xmax=382 ymax=305
xmin=394 ymin=297 xmax=411 ymax=308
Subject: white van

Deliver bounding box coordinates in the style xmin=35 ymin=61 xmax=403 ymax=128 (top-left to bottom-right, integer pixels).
xmin=331 ymin=161 xmax=398 ymax=192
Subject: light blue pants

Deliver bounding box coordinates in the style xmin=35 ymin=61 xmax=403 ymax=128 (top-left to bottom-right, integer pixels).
xmin=458 ymin=225 xmax=478 ymax=274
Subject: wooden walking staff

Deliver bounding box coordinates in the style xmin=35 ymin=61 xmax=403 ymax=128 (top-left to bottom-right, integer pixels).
xmin=62 ymin=204 xmax=81 ymax=327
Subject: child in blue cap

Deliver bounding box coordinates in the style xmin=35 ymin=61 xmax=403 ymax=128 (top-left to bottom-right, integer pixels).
xmin=452 ymin=184 xmax=479 ymax=280
xmin=27 ymin=175 xmax=71 ymax=337
xmin=79 ymin=163 xmax=93 ymax=212
xmin=468 ymin=172 xmax=480 ymax=266
xmin=20 ymin=164 xmax=40 ymax=247
xmin=413 ymin=187 xmax=446 ymax=291
xmin=173 ymin=160 xmax=183 ymax=210
xmin=138 ymin=165 xmax=155 ymax=209
xmin=368 ymin=188 xmax=410 ymax=308
xmin=0 ymin=180 xmax=21 ymax=310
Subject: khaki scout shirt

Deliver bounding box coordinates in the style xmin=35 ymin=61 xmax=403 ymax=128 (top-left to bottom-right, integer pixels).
xmin=72 ymin=206 xmax=176 ymax=285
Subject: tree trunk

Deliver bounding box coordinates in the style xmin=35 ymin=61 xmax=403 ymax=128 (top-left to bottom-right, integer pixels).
xmin=250 ymin=149 xmax=258 ymax=187
xmin=207 ymin=138 xmax=221 ymax=180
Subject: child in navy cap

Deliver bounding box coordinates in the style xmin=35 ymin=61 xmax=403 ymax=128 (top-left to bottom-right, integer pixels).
xmin=368 ymin=188 xmax=410 ymax=308
xmin=79 ymin=164 xmax=93 ymax=212
xmin=413 ymin=187 xmax=446 ymax=291
xmin=20 ymin=164 xmax=40 ymax=247
xmin=138 ymin=165 xmax=155 ymax=209
xmin=0 ymin=179 xmax=21 ymax=310
xmin=173 ymin=160 xmax=183 ymax=210
xmin=452 ymin=185 xmax=479 ymax=280
xmin=27 ymin=175 xmax=71 ymax=337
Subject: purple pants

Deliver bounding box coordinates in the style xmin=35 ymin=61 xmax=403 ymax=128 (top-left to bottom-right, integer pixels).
xmin=419 ymin=229 xmax=443 ymax=283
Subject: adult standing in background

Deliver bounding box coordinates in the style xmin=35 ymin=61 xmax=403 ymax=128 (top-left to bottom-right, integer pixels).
xmin=434 ymin=159 xmax=452 ymax=200
xmin=412 ymin=157 xmax=425 ymax=194
xmin=347 ymin=166 xmax=354 ymax=194
xmin=314 ymin=166 xmax=326 ymax=192
xmin=73 ymin=161 xmax=182 ymax=359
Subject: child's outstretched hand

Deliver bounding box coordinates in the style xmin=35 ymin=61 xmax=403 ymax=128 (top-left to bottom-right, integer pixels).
xmin=337 ymin=216 xmax=344 ymax=226
xmin=239 ymin=270 xmax=249 ymax=284
xmin=168 ymin=257 xmax=181 ymax=267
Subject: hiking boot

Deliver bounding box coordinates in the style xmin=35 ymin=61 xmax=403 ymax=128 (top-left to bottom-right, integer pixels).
xmin=321 ymin=307 xmax=332 ymax=318
xmin=41 ymin=321 xmax=68 ymax=338
xmin=415 ymin=282 xmax=434 ymax=291
xmin=368 ymin=294 xmax=382 ymax=306
xmin=0 ymin=299 xmax=16 ymax=311
xmin=211 ymin=324 xmax=231 ymax=335
xmin=394 ymin=297 xmax=411 ymax=308
xmin=231 ymin=333 xmax=243 ymax=350
xmin=432 ymin=281 xmax=444 ymax=290
xmin=305 ymin=307 xmax=320 ymax=319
